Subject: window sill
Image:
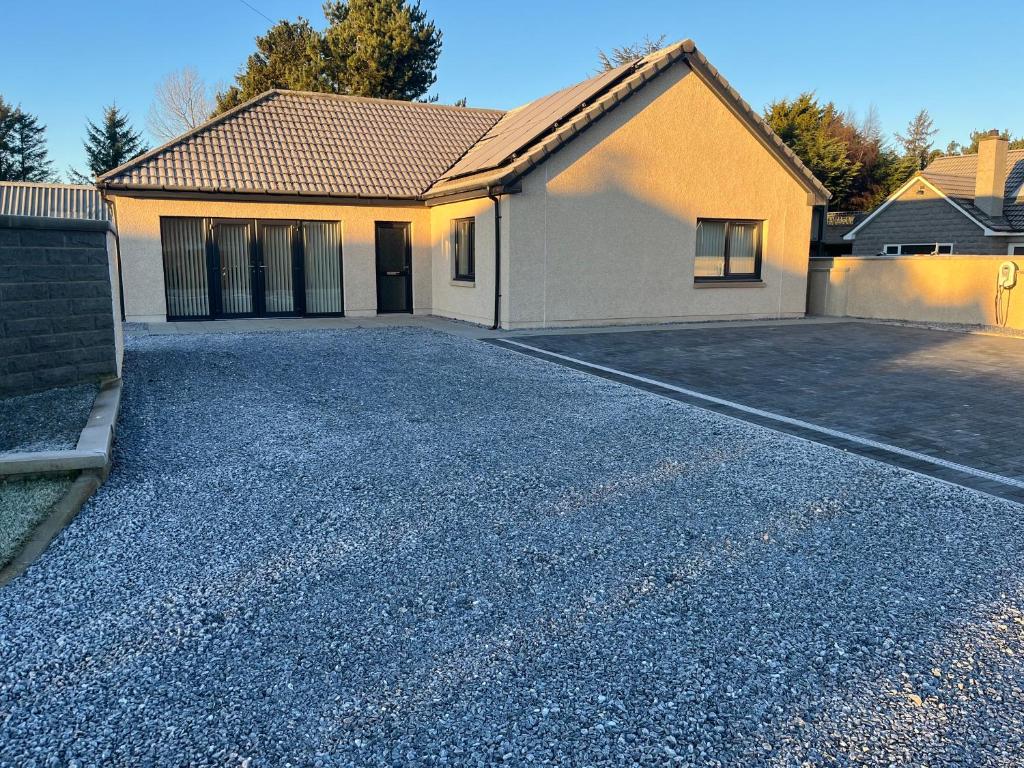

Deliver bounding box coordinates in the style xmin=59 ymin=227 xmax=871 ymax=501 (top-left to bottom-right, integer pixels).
xmin=693 ymin=279 xmax=765 ymax=288
xmin=450 ymin=279 xmax=476 ymax=288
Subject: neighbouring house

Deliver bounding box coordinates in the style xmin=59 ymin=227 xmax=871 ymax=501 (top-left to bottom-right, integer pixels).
xmin=0 ymin=182 xmax=123 ymax=395
xmin=844 ymin=132 xmax=1024 ymax=256
xmin=97 ymin=39 xmax=829 ymax=330
xmin=807 ymin=133 xmax=1024 ymax=328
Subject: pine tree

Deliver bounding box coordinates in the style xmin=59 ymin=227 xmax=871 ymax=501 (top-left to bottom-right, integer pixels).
xmin=947 ymin=129 xmax=1024 ymax=155
xmin=215 ymin=18 xmax=323 ymax=113
xmin=764 ymin=93 xmax=861 ymax=208
xmin=0 ymin=97 xmax=54 ymax=182
xmin=321 ymin=0 xmax=442 ymax=101
xmin=8 ymin=110 xmax=55 ymax=181
xmin=597 ymin=35 xmax=666 ymax=71
xmin=0 ymin=96 xmax=19 ymax=180
xmin=214 ymin=1 xmax=443 ymax=115
xmin=895 ymin=109 xmax=939 ymax=169
xmin=70 ymin=104 xmax=147 ymax=182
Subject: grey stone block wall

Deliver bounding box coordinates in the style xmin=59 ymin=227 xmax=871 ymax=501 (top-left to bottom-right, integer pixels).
xmin=0 ymin=217 xmax=118 ymax=395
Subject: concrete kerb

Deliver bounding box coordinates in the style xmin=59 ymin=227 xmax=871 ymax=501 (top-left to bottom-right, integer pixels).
xmin=0 ymin=378 xmax=122 ymax=586
xmin=0 ymin=378 xmax=121 ymax=479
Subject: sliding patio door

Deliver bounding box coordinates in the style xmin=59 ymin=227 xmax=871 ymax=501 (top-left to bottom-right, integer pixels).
xmin=213 ymin=220 xmax=255 ymax=317
xmin=160 ymin=217 xmax=344 ymax=321
xmin=303 ymin=221 xmax=344 ymax=315
xmin=161 ymin=218 xmax=211 ymax=319
xmin=259 ymin=222 xmax=298 ymax=315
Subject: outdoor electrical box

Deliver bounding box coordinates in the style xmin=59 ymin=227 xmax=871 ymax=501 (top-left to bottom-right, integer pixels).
xmin=999 ymin=261 xmax=1019 ymax=289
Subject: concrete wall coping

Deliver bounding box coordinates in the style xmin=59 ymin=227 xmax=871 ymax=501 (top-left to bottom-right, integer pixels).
xmin=828 ymin=254 xmax=1020 ymax=262
xmin=0 ymin=214 xmax=114 ymax=233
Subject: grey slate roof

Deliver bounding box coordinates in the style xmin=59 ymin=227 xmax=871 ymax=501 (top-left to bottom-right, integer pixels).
xmin=922 ymin=149 xmax=1024 ymax=231
xmin=98 ymin=40 xmax=830 ymax=204
xmin=0 ymin=182 xmax=110 ymax=222
xmin=99 ymin=92 xmax=504 ymax=199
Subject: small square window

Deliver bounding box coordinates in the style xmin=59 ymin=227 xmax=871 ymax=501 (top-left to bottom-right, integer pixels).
xmin=694 ymin=219 xmax=762 ymax=281
xmin=452 ymin=218 xmax=475 ymax=281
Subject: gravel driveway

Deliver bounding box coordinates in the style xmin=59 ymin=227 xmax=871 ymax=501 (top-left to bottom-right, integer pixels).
xmin=1 ymin=328 xmax=1023 ymax=766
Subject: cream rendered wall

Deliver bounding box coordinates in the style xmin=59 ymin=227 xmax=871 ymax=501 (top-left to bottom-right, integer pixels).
xmin=110 ymin=195 xmax=430 ymax=322
xmin=815 ymin=254 xmax=1024 ymax=329
xmin=507 ymin=60 xmax=814 ymax=329
xmin=428 ymin=196 xmax=512 ymax=327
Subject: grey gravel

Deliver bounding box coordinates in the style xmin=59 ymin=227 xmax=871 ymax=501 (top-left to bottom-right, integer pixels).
xmin=0 ymin=476 xmax=72 ymax=568
xmin=1 ymin=327 xmax=1023 ymax=767
xmin=0 ymin=383 xmax=98 ymax=454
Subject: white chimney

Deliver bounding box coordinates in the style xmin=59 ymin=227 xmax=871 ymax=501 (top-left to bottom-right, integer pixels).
xmin=975 ymin=130 xmax=1008 ymax=218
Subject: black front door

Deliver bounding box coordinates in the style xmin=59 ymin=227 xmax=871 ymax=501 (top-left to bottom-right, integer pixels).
xmin=375 ymin=222 xmax=412 ymax=313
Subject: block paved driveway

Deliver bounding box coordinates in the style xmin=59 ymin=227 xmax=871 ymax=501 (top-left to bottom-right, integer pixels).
xmin=502 ymin=321 xmax=1024 ymax=502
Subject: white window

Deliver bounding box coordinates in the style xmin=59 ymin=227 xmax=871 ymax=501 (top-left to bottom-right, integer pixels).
xmin=1009 ymin=244 xmax=1024 ymax=256
xmin=882 ymin=243 xmax=953 ymax=256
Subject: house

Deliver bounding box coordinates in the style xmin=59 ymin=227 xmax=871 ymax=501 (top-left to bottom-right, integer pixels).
xmin=806 ymin=133 xmax=1024 ymax=329
xmin=0 ymin=182 xmax=122 ymax=394
xmin=843 ymin=132 xmax=1024 ymax=256
xmin=97 ymin=39 xmax=829 ymax=330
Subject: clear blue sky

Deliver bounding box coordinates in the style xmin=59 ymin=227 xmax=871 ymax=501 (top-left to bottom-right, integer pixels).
xmin=3 ymin=0 xmax=1021 ymax=179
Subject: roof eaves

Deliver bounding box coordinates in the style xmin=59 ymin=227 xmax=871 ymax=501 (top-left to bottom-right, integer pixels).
xmin=101 ymin=180 xmax=423 ymax=203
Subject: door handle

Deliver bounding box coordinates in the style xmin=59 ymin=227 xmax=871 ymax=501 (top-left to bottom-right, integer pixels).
xmin=385 ymin=271 xmax=403 ymax=276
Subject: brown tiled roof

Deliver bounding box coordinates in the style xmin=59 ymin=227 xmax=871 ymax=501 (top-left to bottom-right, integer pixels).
xmin=923 ymin=149 xmax=1024 ymax=231
xmin=99 ymin=40 xmax=830 ymax=205
xmin=99 ymin=91 xmax=504 ymax=199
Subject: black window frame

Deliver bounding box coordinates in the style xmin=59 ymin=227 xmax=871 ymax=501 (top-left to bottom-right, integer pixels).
xmin=452 ymin=217 xmax=476 ymax=282
xmin=159 ymin=215 xmax=344 ymax=321
xmin=693 ymin=218 xmax=763 ymax=283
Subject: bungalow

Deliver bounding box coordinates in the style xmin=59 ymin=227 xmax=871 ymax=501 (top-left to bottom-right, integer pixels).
xmin=98 ymin=39 xmax=829 ymax=329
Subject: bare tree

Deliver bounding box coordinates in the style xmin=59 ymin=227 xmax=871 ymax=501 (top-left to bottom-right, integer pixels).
xmin=147 ymin=67 xmax=214 ymax=141
xmin=597 ymin=35 xmax=666 ymax=72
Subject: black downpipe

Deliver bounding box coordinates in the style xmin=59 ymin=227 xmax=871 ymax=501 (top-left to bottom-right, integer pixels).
xmin=488 ymin=190 xmax=502 ymax=330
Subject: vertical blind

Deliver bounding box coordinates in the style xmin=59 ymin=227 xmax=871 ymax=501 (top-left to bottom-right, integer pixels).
xmin=729 ymin=223 xmax=758 ymax=274
xmin=161 ymin=218 xmax=209 ymax=318
xmin=161 ymin=217 xmax=343 ymax=318
xmin=215 ymin=223 xmax=253 ymax=315
xmin=262 ymin=225 xmax=294 ymax=313
xmin=694 ymin=219 xmax=760 ymax=278
xmin=303 ymin=222 xmax=343 ymax=314
xmin=694 ymin=220 xmax=727 ymax=277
